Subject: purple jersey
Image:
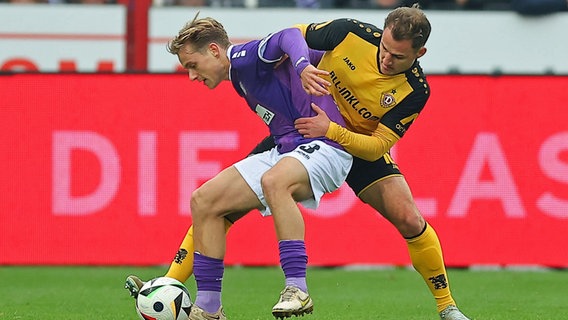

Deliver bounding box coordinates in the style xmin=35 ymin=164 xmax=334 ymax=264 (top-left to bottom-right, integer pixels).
xmin=228 ymin=28 xmax=346 ymax=154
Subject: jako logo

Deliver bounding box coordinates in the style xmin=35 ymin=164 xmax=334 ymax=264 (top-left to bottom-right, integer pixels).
xmin=343 ymin=57 xmax=356 ymax=70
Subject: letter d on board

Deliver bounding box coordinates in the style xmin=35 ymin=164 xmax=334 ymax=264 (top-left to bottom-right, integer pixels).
xmin=52 ymin=131 xmax=120 ymax=215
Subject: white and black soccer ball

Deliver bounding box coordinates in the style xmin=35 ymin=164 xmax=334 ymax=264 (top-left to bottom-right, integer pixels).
xmin=135 ymin=277 xmax=192 ymax=320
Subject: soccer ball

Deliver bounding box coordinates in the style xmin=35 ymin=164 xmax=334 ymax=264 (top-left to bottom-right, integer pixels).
xmin=135 ymin=277 xmax=192 ymax=320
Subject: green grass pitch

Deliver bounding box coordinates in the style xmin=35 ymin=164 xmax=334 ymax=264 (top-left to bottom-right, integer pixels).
xmin=0 ymin=266 xmax=566 ymax=319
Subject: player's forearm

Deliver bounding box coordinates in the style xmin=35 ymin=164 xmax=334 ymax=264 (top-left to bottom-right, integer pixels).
xmin=326 ymin=122 xmax=398 ymax=161
xmin=272 ymin=28 xmax=311 ymax=76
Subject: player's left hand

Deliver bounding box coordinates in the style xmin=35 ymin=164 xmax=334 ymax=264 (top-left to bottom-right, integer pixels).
xmin=300 ymin=65 xmax=330 ymax=96
xmin=294 ymin=103 xmax=331 ymax=138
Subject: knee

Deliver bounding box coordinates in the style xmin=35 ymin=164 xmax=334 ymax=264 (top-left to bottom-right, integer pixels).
xmin=391 ymin=208 xmax=425 ymax=238
xmin=189 ymin=187 xmax=212 ymax=222
xmin=260 ymin=170 xmax=283 ymax=202
xmin=383 ymin=208 xmax=426 ymax=238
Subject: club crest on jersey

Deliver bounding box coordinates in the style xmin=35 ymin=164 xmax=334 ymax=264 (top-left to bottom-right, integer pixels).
xmin=380 ymin=92 xmax=396 ymax=108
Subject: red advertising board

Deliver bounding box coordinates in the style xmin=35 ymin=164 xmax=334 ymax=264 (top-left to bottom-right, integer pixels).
xmin=1 ymin=74 xmax=567 ymax=267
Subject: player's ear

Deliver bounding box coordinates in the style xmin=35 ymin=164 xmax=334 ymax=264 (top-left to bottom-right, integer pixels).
xmin=209 ymin=43 xmax=221 ymax=58
xmin=416 ymin=47 xmax=427 ymax=59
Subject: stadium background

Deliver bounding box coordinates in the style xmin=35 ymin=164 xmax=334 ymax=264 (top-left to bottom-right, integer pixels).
xmin=1 ymin=3 xmax=567 ymax=268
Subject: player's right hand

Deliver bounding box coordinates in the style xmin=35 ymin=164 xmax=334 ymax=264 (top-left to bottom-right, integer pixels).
xmin=294 ymin=103 xmax=331 ymax=138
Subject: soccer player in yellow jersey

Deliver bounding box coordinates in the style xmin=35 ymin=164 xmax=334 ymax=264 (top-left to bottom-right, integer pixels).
xmin=292 ymin=5 xmax=470 ymax=320
xmin=127 ymin=4 xmax=471 ymax=320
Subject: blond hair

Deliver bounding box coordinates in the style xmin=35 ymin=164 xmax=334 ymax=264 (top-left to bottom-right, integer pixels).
xmin=167 ymin=12 xmax=231 ymax=55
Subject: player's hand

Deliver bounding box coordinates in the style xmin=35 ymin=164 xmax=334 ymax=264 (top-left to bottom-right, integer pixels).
xmin=294 ymin=103 xmax=331 ymax=138
xmin=300 ymin=65 xmax=330 ymax=96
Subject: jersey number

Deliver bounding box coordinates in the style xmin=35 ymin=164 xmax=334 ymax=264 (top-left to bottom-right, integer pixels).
xmin=300 ymin=144 xmax=320 ymax=154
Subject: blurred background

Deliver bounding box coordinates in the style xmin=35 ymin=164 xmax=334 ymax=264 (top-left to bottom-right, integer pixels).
xmin=1 ymin=1 xmax=567 ymax=269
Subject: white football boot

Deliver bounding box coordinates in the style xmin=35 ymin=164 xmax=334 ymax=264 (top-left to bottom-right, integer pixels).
xmin=188 ymin=305 xmax=227 ymax=320
xmin=272 ymin=285 xmax=313 ymax=319
xmin=439 ymin=305 xmax=470 ymax=320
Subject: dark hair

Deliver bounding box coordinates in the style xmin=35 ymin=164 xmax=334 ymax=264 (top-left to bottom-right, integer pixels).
xmin=384 ymin=3 xmax=431 ymax=50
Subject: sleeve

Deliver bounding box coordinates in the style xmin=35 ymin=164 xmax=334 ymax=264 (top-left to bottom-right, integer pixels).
xmin=325 ymin=122 xmax=399 ymax=162
xmin=259 ymin=28 xmax=312 ymax=76
xmin=380 ymin=87 xmax=428 ymax=139
xmin=301 ymin=19 xmax=359 ymax=51
xmin=292 ymin=23 xmax=310 ymax=37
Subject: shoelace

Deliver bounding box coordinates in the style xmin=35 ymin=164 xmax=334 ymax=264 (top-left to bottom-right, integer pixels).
xmin=280 ymin=287 xmax=297 ymax=301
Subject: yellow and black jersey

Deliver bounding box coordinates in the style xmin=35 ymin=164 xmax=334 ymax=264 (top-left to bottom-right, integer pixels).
xmin=295 ymin=18 xmax=430 ymax=161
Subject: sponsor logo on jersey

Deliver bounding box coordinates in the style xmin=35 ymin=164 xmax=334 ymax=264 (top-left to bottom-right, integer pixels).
xmin=231 ymin=49 xmax=246 ymax=59
xmin=342 ymin=56 xmax=356 ymax=70
xmin=330 ymin=70 xmax=380 ymax=122
xmin=395 ymin=123 xmax=407 ymax=136
xmin=255 ymin=104 xmax=274 ymax=125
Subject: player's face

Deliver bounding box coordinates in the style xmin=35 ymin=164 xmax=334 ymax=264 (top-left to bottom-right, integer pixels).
xmin=177 ymin=43 xmax=226 ymax=89
xmin=379 ymin=27 xmax=426 ymax=76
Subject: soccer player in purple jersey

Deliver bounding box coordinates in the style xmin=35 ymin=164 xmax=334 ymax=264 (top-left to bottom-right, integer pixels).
xmin=128 ymin=6 xmax=470 ymax=320
xmin=133 ymin=14 xmax=352 ymax=320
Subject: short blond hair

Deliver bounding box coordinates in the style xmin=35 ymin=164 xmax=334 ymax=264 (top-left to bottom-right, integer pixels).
xmin=167 ymin=12 xmax=231 ymax=55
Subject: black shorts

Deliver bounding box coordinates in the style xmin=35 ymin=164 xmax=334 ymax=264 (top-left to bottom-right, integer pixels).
xmin=250 ymin=136 xmax=402 ymax=197
xmin=346 ymin=153 xmax=402 ymax=196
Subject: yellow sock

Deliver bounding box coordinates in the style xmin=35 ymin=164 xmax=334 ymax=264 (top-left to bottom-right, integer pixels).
xmin=165 ymin=219 xmax=233 ymax=282
xmin=406 ymin=223 xmax=455 ymax=312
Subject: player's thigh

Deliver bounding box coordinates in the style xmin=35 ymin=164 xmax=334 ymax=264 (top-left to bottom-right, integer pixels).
xmin=360 ymin=176 xmax=424 ymax=236
xmin=346 ymin=154 xmax=400 ymax=198
xmin=262 ymin=156 xmax=312 ymax=201
xmin=347 ymin=154 xmax=418 ymax=217
xmin=192 ymin=165 xmax=261 ymax=216
xmin=359 ymin=175 xmax=417 ymax=215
